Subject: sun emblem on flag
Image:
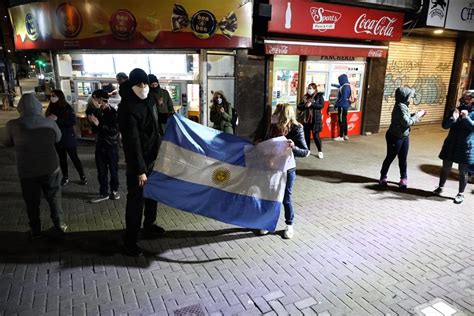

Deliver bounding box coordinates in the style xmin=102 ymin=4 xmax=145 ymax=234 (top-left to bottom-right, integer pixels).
xmin=212 ymin=167 xmax=231 ymax=186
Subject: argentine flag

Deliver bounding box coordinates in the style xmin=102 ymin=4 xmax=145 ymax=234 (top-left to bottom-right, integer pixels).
xmin=143 ymin=114 xmax=295 ymax=231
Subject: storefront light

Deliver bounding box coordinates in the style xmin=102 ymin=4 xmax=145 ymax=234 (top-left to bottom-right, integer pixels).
xmin=433 ymin=29 xmax=444 ymax=34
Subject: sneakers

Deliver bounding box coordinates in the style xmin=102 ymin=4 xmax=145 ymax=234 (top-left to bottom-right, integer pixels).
xmin=142 ymin=224 xmax=166 ymax=239
xmin=379 ymin=176 xmax=388 ymax=187
xmin=333 ymin=137 xmax=344 ymax=141
xmin=49 ymin=222 xmax=68 ymax=235
xmin=61 ymin=177 xmax=69 ymax=186
xmin=90 ymin=194 xmax=109 ymax=203
xmin=283 ymin=225 xmax=294 ymax=239
xmin=344 ymin=136 xmax=349 ymax=140
xmin=398 ymin=178 xmax=407 ymax=190
xmin=29 ymin=226 xmax=42 ymax=240
xmin=258 ymin=229 xmax=269 ymax=235
xmin=432 ymin=186 xmax=443 ymax=196
xmin=109 ymin=191 xmax=120 ymax=200
xmin=304 ymin=150 xmax=311 ymax=157
xmin=454 ymin=193 xmax=464 ymax=204
xmin=79 ymin=176 xmax=88 ymax=185
xmin=123 ymin=240 xmax=143 ymax=257
xmin=317 ymin=152 xmax=324 ymax=159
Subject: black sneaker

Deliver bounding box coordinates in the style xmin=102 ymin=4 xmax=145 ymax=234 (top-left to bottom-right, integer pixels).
xmin=123 ymin=240 xmax=143 ymax=257
xmin=49 ymin=222 xmax=68 ymax=235
xmin=29 ymin=227 xmax=42 ymax=240
xmin=142 ymin=224 xmax=166 ymax=239
xmin=61 ymin=177 xmax=69 ymax=186
xmin=109 ymin=191 xmax=120 ymax=200
xmin=90 ymin=194 xmax=109 ymax=203
xmin=454 ymin=193 xmax=464 ymax=204
xmin=79 ymin=176 xmax=88 ymax=185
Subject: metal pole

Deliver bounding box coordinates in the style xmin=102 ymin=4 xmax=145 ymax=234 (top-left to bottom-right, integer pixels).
xmin=200 ymin=50 xmax=208 ymax=126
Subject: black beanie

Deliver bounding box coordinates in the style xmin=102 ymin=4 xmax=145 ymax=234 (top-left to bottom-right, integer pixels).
xmin=92 ymin=89 xmax=109 ymax=100
xmin=129 ymin=68 xmax=149 ymax=86
xmin=148 ymin=74 xmax=159 ymax=85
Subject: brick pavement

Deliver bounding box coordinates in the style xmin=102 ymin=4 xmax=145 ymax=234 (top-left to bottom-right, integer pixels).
xmin=0 ymin=121 xmax=473 ymax=316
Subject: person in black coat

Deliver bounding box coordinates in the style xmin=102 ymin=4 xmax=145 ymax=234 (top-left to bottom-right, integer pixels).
xmin=297 ymin=83 xmax=325 ymax=158
xmin=45 ymin=89 xmax=87 ymax=186
xmin=261 ymin=103 xmax=310 ymax=239
xmin=118 ymin=68 xmax=164 ymax=256
xmin=86 ymin=89 xmax=120 ymax=203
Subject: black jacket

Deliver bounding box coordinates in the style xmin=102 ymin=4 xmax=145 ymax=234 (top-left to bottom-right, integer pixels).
xmin=85 ymin=101 xmax=119 ymax=146
xmin=45 ymin=103 xmax=77 ymax=148
xmin=118 ymin=81 xmax=160 ymax=175
xmin=286 ymin=124 xmax=309 ymax=158
xmin=297 ymin=92 xmax=325 ymax=132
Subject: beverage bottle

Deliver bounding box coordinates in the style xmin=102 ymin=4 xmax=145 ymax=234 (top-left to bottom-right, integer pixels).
xmin=285 ymin=1 xmax=292 ymax=29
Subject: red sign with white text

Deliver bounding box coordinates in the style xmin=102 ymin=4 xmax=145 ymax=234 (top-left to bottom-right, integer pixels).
xmin=268 ymin=0 xmax=404 ymax=41
xmin=265 ymin=43 xmax=388 ymax=58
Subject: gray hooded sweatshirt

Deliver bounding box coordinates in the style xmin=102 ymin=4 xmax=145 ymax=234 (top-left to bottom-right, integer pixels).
xmin=3 ymin=93 xmax=62 ymax=178
xmin=387 ymin=87 xmax=422 ymax=139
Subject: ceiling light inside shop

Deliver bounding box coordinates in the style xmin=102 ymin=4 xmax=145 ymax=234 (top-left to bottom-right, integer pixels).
xmin=433 ymin=29 xmax=444 ymax=34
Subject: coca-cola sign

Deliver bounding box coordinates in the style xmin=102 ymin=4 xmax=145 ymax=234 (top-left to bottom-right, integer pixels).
xmin=354 ymin=14 xmax=397 ymax=37
xmin=268 ymin=0 xmax=403 ymax=41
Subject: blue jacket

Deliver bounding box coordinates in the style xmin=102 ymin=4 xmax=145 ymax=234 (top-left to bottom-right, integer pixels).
xmin=439 ymin=106 xmax=474 ymax=165
xmin=334 ymin=74 xmax=351 ymax=110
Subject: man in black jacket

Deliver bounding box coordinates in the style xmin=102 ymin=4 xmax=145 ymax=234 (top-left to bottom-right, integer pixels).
xmin=86 ymin=89 xmax=120 ymax=203
xmin=118 ymin=68 xmax=165 ymax=256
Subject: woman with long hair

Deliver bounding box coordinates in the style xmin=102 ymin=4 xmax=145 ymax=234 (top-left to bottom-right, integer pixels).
xmin=209 ymin=90 xmax=233 ymax=134
xmin=297 ymin=83 xmax=325 ymax=158
xmin=261 ymin=103 xmax=310 ymax=239
xmin=46 ymin=89 xmax=87 ymax=186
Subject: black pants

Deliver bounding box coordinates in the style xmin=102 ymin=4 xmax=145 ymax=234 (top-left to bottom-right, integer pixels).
xmin=337 ymin=108 xmax=348 ymax=137
xmin=56 ymin=145 xmax=85 ymax=178
xmin=20 ymin=171 xmax=62 ymax=231
xmin=125 ymin=171 xmax=157 ymax=243
xmin=96 ymin=144 xmax=119 ymax=195
xmin=380 ymin=131 xmax=409 ymax=179
xmin=303 ymin=123 xmax=322 ymax=152
xmin=439 ymin=160 xmax=469 ymax=193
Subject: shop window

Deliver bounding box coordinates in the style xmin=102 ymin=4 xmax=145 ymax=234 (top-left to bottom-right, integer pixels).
xmin=113 ymin=54 xmax=150 ymax=76
xmin=207 ymin=54 xmax=235 ymax=77
xmin=272 ymin=55 xmax=299 ymax=109
xmin=82 ymin=54 xmax=115 ymax=77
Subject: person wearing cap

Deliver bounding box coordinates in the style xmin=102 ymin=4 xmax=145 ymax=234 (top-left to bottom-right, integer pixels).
xmin=86 ymin=89 xmax=121 ymax=203
xmin=148 ymin=74 xmax=174 ymax=135
xmin=118 ymin=68 xmax=164 ymax=257
xmin=116 ymin=72 xmax=128 ymax=86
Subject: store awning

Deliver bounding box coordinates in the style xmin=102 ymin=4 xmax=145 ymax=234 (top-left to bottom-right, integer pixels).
xmin=264 ymin=39 xmax=389 ymax=58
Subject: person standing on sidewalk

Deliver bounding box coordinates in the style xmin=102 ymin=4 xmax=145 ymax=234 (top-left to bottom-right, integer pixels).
xmin=433 ymin=98 xmax=474 ymax=204
xmin=45 ymin=89 xmax=87 ymax=186
xmin=86 ymin=89 xmax=120 ymax=203
xmin=297 ymin=83 xmax=325 ymax=158
xmin=210 ymin=90 xmax=234 ymax=134
xmin=148 ymin=74 xmax=174 ymax=135
xmin=260 ymin=103 xmax=310 ymax=239
xmin=379 ymin=87 xmax=426 ymax=189
xmin=333 ymin=74 xmax=351 ymax=141
xmin=118 ymin=68 xmax=165 ymax=256
xmin=2 ymin=93 xmax=67 ymax=238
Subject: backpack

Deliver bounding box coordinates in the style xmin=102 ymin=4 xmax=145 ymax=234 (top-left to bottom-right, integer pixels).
xmin=341 ymin=83 xmax=357 ymax=104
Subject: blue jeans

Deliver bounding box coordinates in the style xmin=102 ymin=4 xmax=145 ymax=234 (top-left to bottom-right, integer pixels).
xmin=283 ymin=169 xmax=296 ymax=225
xmin=380 ymin=131 xmax=409 ymax=179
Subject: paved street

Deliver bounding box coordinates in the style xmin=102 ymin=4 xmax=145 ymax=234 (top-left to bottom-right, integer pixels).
xmin=0 ymin=117 xmax=473 ymax=315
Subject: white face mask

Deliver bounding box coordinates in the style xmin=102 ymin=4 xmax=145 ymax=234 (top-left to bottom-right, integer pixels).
xmin=217 ymin=98 xmax=223 ymax=105
xmin=307 ymin=88 xmax=315 ymax=95
xmin=132 ymin=85 xmax=149 ymax=100
xmin=50 ymin=96 xmax=59 ymax=103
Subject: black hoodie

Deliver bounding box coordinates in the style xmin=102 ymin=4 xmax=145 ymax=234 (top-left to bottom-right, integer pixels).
xmin=118 ymin=81 xmax=160 ymax=175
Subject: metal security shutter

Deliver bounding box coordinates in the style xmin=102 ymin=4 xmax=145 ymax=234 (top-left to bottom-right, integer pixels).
xmin=380 ymin=37 xmax=456 ymax=127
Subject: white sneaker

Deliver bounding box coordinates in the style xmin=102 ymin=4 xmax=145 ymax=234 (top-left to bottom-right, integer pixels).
xmin=283 ymin=225 xmax=294 ymax=239
xmin=344 ymin=136 xmax=349 ymax=140
xmin=305 ymin=150 xmax=311 ymax=157
xmin=333 ymin=137 xmax=344 ymax=141
xmin=317 ymin=152 xmax=324 ymax=159
xmin=259 ymin=230 xmax=269 ymax=235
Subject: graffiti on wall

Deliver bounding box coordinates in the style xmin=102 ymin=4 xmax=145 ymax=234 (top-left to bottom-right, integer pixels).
xmin=383 ymin=60 xmax=449 ymax=106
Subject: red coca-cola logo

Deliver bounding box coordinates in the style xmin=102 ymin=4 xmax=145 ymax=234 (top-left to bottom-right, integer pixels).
xmin=354 ymin=14 xmax=397 ymax=37
xmin=368 ymin=49 xmax=384 ymax=57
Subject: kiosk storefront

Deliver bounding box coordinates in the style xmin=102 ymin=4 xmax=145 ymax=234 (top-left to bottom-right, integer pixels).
xmin=9 ymin=0 xmax=253 ymax=136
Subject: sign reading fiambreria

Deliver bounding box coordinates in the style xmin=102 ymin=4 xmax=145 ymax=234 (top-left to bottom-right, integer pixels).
xmin=268 ymin=0 xmax=404 ymax=41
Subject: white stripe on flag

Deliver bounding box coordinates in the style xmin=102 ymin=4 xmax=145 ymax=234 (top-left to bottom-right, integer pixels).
xmin=154 ymin=141 xmax=287 ymax=202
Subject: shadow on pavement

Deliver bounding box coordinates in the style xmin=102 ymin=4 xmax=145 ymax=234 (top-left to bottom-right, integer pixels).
xmin=364 ymin=184 xmax=454 ymax=202
xmin=419 ymin=164 xmax=458 ymax=180
xmin=0 ymin=228 xmax=257 ymax=268
xmin=297 ymin=169 xmax=377 ymax=184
